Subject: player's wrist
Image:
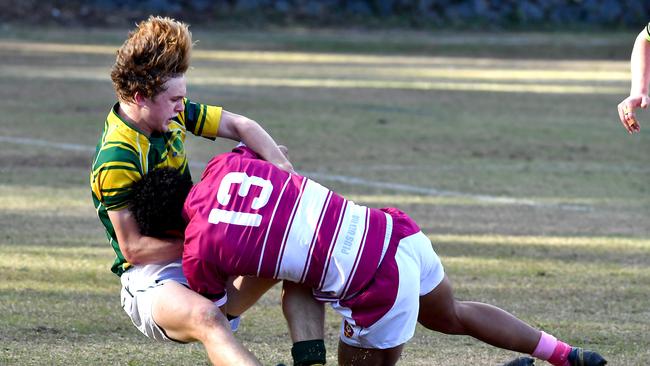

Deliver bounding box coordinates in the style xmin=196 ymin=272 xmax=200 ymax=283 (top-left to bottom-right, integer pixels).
xmin=629 ymin=82 xmax=649 ymax=96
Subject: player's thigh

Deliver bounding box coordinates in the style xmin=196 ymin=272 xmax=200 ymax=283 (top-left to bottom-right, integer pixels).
xmin=338 ymin=340 xmax=403 ymax=366
xmin=151 ymin=281 xmax=218 ymax=342
xmin=417 ymin=275 xmax=460 ymax=331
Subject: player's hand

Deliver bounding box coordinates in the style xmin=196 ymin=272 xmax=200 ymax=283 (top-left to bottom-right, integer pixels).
xmin=278 ymin=145 xmax=289 ymax=159
xmin=617 ymin=94 xmax=647 ymax=133
xmin=275 ymin=145 xmax=296 ymax=174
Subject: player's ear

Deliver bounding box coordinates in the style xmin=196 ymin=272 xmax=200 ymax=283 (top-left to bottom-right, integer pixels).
xmin=133 ymin=91 xmax=146 ymax=106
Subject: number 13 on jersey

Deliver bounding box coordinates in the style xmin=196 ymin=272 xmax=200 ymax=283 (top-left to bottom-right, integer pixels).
xmin=207 ymin=172 xmax=273 ymax=227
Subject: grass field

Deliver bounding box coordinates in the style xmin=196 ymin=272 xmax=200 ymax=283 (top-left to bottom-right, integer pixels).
xmin=0 ymin=26 xmax=648 ymax=365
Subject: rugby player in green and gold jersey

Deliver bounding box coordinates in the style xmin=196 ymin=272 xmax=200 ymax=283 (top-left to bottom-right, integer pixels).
xmin=617 ymin=22 xmax=649 ymax=133
xmin=90 ymin=16 xmax=325 ymax=366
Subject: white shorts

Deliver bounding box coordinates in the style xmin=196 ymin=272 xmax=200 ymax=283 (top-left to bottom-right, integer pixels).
xmin=119 ymin=260 xmax=188 ymax=342
xmin=333 ymin=225 xmax=445 ymax=349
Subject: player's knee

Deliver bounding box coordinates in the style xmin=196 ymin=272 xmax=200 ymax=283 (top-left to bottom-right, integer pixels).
xmin=150 ymin=291 xmax=205 ymax=342
xmin=177 ymin=301 xmax=224 ymax=343
xmin=155 ymin=284 xmax=224 ymax=337
xmin=190 ymin=301 xmax=223 ymax=329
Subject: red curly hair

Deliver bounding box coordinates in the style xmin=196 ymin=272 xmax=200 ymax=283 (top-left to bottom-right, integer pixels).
xmin=111 ymin=16 xmax=192 ymax=102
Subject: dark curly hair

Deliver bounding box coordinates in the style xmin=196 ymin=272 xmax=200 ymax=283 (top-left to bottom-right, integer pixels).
xmin=111 ymin=15 xmax=192 ymax=101
xmin=129 ymin=167 xmax=193 ymax=237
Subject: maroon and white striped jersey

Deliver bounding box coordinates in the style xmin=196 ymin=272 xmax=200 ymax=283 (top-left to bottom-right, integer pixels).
xmin=182 ymin=147 xmax=392 ymax=306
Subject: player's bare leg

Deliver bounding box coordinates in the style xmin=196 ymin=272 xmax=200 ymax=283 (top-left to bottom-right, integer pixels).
xmin=337 ymin=341 xmax=403 ymax=366
xmin=418 ymin=275 xmax=606 ymax=366
xmin=282 ymin=281 xmax=327 ymax=365
xmin=226 ymin=278 xmax=327 ymax=365
xmin=151 ymin=281 xmax=260 ymax=366
xmin=418 ymin=275 xmax=540 ymax=352
xmin=282 ymin=281 xmax=324 ymax=342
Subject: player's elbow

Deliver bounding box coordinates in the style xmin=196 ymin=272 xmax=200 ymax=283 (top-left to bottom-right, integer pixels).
xmin=233 ymin=116 xmax=259 ymax=137
xmin=120 ymin=245 xmax=143 ymax=265
xmin=118 ymin=238 xmax=147 ymax=265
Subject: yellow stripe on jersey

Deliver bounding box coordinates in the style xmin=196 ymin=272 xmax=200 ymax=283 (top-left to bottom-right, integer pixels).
xmin=646 ymin=22 xmax=650 ymax=42
xmin=180 ymin=98 xmax=222 ymax=139
xmin=201 ymin=104 xmax=221 ymax=139
xmin=92 ymin=161 xmax=143 ymax=210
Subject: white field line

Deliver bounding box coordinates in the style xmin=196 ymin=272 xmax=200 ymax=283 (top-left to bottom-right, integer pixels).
xmin=0 ymin=136 xmax=591 ymax=211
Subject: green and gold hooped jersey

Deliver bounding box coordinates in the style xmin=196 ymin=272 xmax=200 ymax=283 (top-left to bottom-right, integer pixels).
xmin=90 ymin=98 xmax=222 ymax=276
xmin=646 ymin=22 xmax=650 ymax=42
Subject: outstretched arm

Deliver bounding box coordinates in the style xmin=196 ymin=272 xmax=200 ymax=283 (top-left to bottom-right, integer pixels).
xmin=617 ymin=26 xmax=650 ymax=133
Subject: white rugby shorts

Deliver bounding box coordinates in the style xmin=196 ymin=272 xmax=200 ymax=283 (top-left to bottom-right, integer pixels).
xmin=119 ymin=260 xmax=188 ymax=342
xmin=333 ymin=230 xmax=444 ymax=349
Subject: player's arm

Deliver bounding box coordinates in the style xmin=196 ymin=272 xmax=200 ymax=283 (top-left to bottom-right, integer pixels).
xmin=108 ymin=208 xmax=183 ymax=264
xmin=217 ymin=110 xmax=295 ymax=173
xmin=617 ymin=26 xmax=650 ymax=133
xmin=226 ymin=276 xmax=280 ymax=316
xmin=630 ymin=28 xmax=650 ymax=98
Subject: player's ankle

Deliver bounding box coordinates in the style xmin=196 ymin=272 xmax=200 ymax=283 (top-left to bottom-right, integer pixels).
xmin=531 ymin=331 xmax=572 ymax=366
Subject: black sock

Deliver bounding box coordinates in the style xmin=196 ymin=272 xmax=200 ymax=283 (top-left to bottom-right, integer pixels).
xmin=291 ymin=339 xmax=326 ymax=366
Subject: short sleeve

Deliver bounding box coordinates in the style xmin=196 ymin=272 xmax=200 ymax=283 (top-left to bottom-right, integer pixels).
xmin=90 ymin=148 xmax=142 ymax=211
xmin=179 ymin=98 xmax=222 ymax=140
